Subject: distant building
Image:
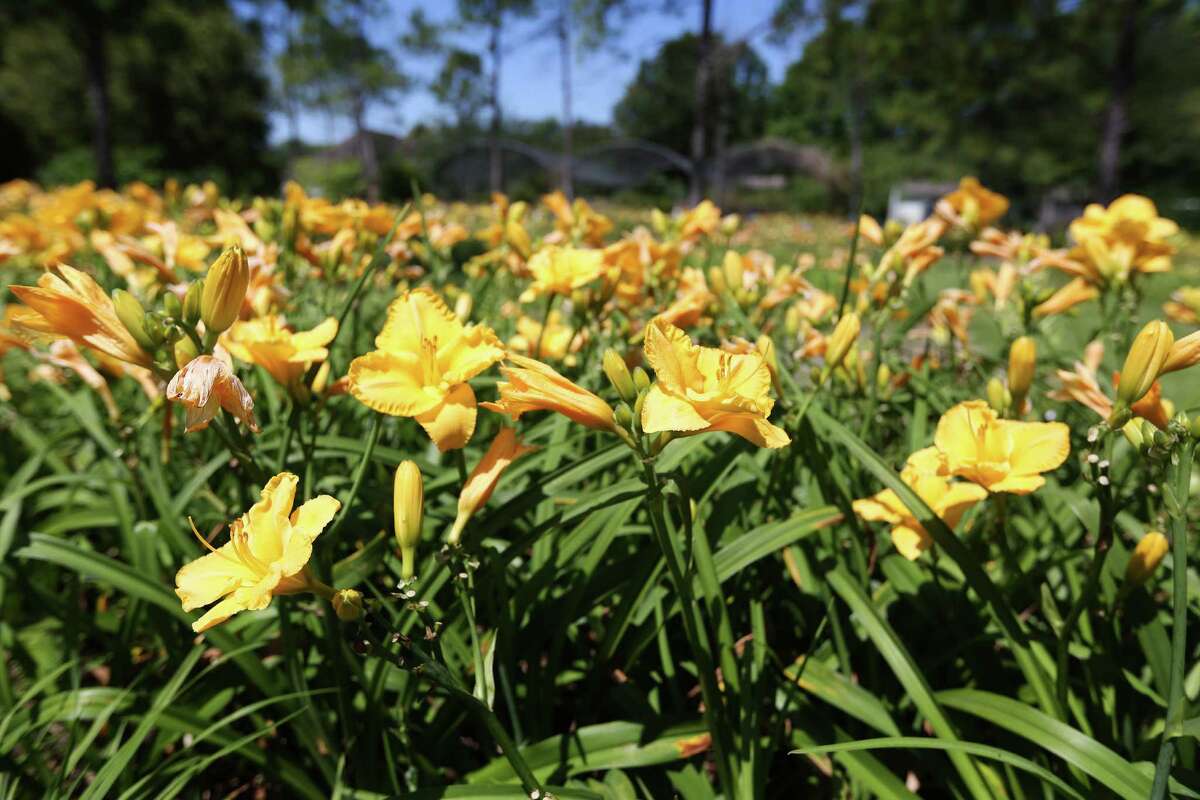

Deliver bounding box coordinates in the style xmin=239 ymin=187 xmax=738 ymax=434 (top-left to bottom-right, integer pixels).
xmin=886 ymin=180 xmax=956 ymax=225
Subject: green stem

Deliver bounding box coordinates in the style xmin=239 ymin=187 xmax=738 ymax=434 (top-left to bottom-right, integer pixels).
xmin=1055 ymin=462 xmax=1114 ymax=716
xmin=277 ymin=405 xmax=300 ymax=473
xmin=534 ymin=293 xmax=556 ymax=359
xmin=640 ymin=459 xmax=738 ymax=792
xmin=326 ymin=415 xmax=383 ymax=543
xmin=1151 ymin=439 xmax=1195 ymax=799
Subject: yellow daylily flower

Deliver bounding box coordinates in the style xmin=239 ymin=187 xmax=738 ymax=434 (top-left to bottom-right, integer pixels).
xmin=482 ymin=353 xmax=616 ymax=432
xmin=509 ymin=310 xmax=584 ymax=363
xmin=853 ymin=447 xmax=988 ymax=560
xmin=520 ymin=246 xmax=606 ymax=301
xmin=936 ymin=176 xmax=1009 ymax=229
xmin=640 ymin=318 xmax=789 ymax=449
xmin=175 ymin=472 xmax=340 ymax=633
xmin=1064 ymin=194 xmax=1178 ymax=284
xmin=934 ymin=400 xmax=1069 ymax=494
xmin=10 ymin=263 xmax=153 ymax=367
xmin=348 ymin=288 xmax=504 ymax=451
xmin=223 ymin=315 xmax=338 ymax=392
xmin=1032 ymin=277 xmax=1099 ymax=318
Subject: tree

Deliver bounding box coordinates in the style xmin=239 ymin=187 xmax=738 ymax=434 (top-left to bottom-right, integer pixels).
xmin=280 ymin=1 xmax=409 ymax=202
xmin=0 ymin=0 xmax=273 ymax=191
xmin=614 ymin=33 xmax=769 ymax=159
xmin=431 ymin=49 xmax=488 ymax=130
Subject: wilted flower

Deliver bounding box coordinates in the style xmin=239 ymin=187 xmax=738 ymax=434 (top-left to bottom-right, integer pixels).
xmin=482 ymin=353 xmax=616 ymax=432
xmin=165 ymin=350 xmax=259 ymax=433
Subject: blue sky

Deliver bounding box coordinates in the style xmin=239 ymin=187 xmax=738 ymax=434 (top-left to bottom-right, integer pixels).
xmin=253 ymin=0 xmax=812 ymax=145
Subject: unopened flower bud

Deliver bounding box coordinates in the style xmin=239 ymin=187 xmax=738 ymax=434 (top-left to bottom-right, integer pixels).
xmin=722 ymin=251 xmax=745 ymax=292
xmin=331 ymin=588 xmax=364 ymax=621
xmin=1121 ymin=418 xmax=1146 ymax=450
xmin=454 ymin=293 xmax=473 ymax=321
xmin=603 ymin=348 xmax=637 ymax=403
xmin=614 ymin=402 xmax=634 ymax=431
xmin=174 ymin=336 xmax=199 ymax=369
xmin=633 ymin=367 xmax=651 ymax=394
xmin=163 ymin=291 xmax=182 ymax=320
xmin=183 ymin=280 xmax=203 ymax=325
xmin=394 ymin=461 xmax=424 ymax=579
xmin=826 ymin=312 xmax=861 ymax=371
xmin=1141 ymin=418 xmax=1160 ymax=448
xmin=201 ymin=244 xmax=250 ymax=334
xmin=1007 ymin=336 xmax=1036 ymax=406
xmin=112 ymin=290 xmax=156 ymax=352
xmin=1116 ymin=320 xmax=1174 ymax=410
xmin=1125 ymin=531 xmax=1168 ymax=586
xmin=986 ymin=377 xmax=1009 ymax=413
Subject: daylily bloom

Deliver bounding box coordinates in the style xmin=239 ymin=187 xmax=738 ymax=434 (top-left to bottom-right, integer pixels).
xmin=175 ymin=472 xmax=339 ymax=633
xmin=223 ymin=315 xmax=338 ymax=393
xmin=934 ymin=400 xmax=1069 ymax=494
xmin=1066 ymin=194 xmax=1177 ymax=284
xmin=853 ymin=447 xmax=987 ymax=560
xmin=166 ymin=351 xmax=259 ymax=433
xmin=508 ymin=310 xmax=584 ymax=363
xmin=936 ymin=177 xmax=1009 ymax=229
xmin=1164 ymin=287 xmax=1200 ymax=324
xmin=640 ymin=318 xmax=789 ymax=448
xmin=520 ymin=246 xmax=606 ymax=301
xmin=1048 ymin=341 xmax=1172 ymax=429
xmin=349 ymin=288 xmax=505 ymax=451
xmin=10 ymin=263 xmax=153 ymax=367
xmin=482 ymin=353 xmax=616 ymax=432
xmin=448 ymin=428 xmax=538 ymax=544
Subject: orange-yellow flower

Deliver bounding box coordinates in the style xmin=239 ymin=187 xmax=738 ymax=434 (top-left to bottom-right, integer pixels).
xmin=448 ymin=428 xmax=538 ymax=544
xmin=349 ymin=288 xmax=505 ymax=451
xmin=166 ymin=351 xmax=259 ymax=433
xmin=1164 ymin=287 xmax=1200 ymax=324
xmin=175 ymin=472 xmax=339 ymax=633
xmin=936 ymin=177 xmax=1009 ymax=228
xmin=10 ymin=264 xmax=153 ymax=367
xmin=508 ymin=310 xmax=584 ymax=363
xmin=852 ymin=447 xmax=987 ymax=560
xmin=223 ymin=315 xmax=338 ymax=391
xmin=640 ymin=318 xmax=789 ymax=449
xmin=520 ymin=246 xmax=605 ymax=301
xmin=482 ymin=354 xmax=616 ymax=432
xmin=934 ymin=400 xmax=1069 ymax=494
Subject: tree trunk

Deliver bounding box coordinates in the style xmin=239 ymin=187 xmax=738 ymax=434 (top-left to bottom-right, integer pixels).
xmin=488 ymin=15 xmax=504 ymax=195
xmin=354 ymin=95 xmax=381 ymax=203
xmin=558 ymin=0 xmax=574 ymax=200
xmin=82 ymin=21 xmax=115 ymax=188
xmin=689 ymin=0 xmax=714 ymax=204
xmin=1098 ymin=0 xmax=1137 ymax=200
xmin=826 ymin=0 xmax=863 ymax=213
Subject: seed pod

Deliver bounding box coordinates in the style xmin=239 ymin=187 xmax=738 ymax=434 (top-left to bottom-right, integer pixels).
xmin=332 ymin=589 xmax=364 ymax=621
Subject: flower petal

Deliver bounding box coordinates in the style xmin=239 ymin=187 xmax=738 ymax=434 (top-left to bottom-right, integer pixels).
xmin=416 ymin=382 xmax=478 ymax=451
xmin=640 ymin=383 xmax=711 ymax=434
xmin=348 ymin=349 xmax=444 ymax=417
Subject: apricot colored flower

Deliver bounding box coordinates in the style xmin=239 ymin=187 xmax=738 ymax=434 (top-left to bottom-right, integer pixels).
xmin=678 ymin=200 xmax=721 ymax=241
xmin=223 ymin=315 xmax=338 ymax=391
xmin=482 ymin=353 xmax=615 ymax=432
xmin=349 ymin=288 xmax=505 ymax=451
xmin=509 ymin=310 xmax=584 ymax=363
xmin=10 ymin=263 xmax=152 ymax=367
xmin=936 ymin=177 xmax=1009 ymax=228
xmin=853 ymin=447 xmax=987 ymax=560
xmin=175 ymin=472 xmax=339 ymax=633
xmin=520 ymin=246 xmax=605 ymax=301
xmin=166 ymin=351 xmax=259 ymax=433
xmin=934 ymin=400 xmax=1069 ymax=494
xmin=640 ymin=318 xmax=789 ymax=449
xmin=1164 ymin=287 xmax=1200 ymax=324
xmin=448 ymin=428 xmax=538 ymax=543
xmin=1068 ymin=194 xmax=1177 ymax=281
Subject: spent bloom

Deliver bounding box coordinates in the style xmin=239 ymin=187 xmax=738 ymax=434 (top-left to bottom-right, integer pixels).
xmin=165 ymin=350 xmax=259 ymax=433
xmin=640 ymin=318 xmax=789 ymax=449
xmin=349 ymin=288 xmax=505 ymax=451
xmin=175 ymin=472 xmax=339 ymax=633
xmin=448 ymin=428 xmax=538 ymax=545
xmin=482 ymin=353 xmax=616 ymax=432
